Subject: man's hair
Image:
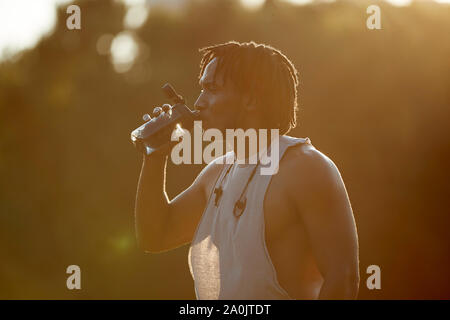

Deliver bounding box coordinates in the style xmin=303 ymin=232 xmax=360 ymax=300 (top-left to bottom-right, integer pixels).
xmin=198 ymin=40 xmax=299 ymax=135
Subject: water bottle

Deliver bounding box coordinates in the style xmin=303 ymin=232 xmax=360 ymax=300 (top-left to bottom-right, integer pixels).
xmin=130 ymin=83 xmax=200 ymax=156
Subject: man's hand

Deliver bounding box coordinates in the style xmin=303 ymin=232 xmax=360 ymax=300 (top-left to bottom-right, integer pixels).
xmin=141 ymin=104 xmax=178 ymax=158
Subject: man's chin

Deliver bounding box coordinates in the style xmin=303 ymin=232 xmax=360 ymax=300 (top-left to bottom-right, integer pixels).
xmin=194 ymin=118 xmax=227 ymax=134
xmin=199 ymin=119 xmax=214 ymax=131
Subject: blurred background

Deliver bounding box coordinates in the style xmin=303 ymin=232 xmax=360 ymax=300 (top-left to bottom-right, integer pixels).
xmin=0 ymin=0 xmax=449 ymax=299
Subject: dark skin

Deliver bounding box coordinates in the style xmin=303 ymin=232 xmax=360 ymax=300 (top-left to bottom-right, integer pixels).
xmin=135 ymin=57 xmax=359 ymax=299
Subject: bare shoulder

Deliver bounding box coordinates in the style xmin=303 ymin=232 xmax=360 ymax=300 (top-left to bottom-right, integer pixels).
xmin=194 ymin=153 xmax=229 ymax=197
xmin=200 ymin=153 xmax=228 ymax=179
xmin=280 ymin=142 xmax=345 ymax=195
xmin=282 ymin=142 xmax=335 ymax=171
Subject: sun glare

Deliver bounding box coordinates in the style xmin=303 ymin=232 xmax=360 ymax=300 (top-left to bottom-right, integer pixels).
xmin=240 ymin=0 xmax=266 ymax=10
xmin=384 ymin=0 xmax=412 ymax=6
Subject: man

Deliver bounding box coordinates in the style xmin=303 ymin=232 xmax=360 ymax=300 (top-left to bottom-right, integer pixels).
xmin=135 ymin=41 xmax=359 ymax=299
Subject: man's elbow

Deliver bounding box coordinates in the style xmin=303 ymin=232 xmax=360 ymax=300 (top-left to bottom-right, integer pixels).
xmin=343 ymin=268 xmax=360 ymax=299
xmin=135 ymin=215 xmax=171 ymax=253
xmin=322 ymin=267 xmax=360 ymax=299
xmin=136 ymin=233 xmax=168 ymax=254
xmin=340 ymin=267 xmax=360 ymax=299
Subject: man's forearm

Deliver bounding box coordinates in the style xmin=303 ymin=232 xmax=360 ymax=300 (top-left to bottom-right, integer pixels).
xmin=135 ymin=154 xmax=170 ymax=251
xmin=318 ymin=271 xmax=359 ymax=299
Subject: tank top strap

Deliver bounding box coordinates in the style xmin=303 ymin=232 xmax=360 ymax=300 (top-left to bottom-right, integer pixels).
xmin=258 ymin=135 xmax=312 ymax=176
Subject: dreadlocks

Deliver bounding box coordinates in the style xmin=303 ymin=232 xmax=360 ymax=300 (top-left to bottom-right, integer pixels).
xmin=198 ymin=41 xmax=300 ymax=135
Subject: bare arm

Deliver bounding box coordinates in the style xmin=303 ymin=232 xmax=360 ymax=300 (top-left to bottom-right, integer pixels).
xmin=135 ymin=145 xmax=223 ymax=253
xmin=287 ymin=145 xmax=360 ymax=299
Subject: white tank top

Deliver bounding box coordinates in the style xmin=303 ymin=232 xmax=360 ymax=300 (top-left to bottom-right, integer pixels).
xmin=188 ymin=135 xmax=312 ymax=299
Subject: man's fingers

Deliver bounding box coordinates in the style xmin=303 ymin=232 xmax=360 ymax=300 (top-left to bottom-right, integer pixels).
xmin=162 ymin=104 xmax=172 ymax=113
xmin=151 ymin=104 xmax=172 ymax=120
xmin=152 ymin=107 xmax=162 ymax=117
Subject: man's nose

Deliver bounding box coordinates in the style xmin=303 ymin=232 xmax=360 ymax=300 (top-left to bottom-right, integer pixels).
xmin=194 ymin=97 xmax=208 ymax=112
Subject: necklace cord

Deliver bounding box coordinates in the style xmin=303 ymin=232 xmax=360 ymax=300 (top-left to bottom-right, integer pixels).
xmin=213 ymin=159 xmax=260 ymax=218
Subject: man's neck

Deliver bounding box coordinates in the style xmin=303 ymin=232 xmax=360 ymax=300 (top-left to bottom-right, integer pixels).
xmin=231 ymin=129 xmax=278 ymax=164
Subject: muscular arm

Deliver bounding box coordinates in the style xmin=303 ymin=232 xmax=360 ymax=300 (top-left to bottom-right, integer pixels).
xmin=287 ymin=145 xmax=360 ymax=299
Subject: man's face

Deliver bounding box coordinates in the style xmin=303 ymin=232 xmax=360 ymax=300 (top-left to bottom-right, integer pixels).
xmin=194 ymin=57 xmax=244 ymax=133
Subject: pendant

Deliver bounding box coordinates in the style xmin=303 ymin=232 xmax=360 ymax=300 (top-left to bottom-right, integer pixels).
xmin=233 ymin=197 xmax=247 ymax=218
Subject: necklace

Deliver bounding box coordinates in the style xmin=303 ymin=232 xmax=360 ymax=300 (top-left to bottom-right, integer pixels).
xmin=213 ymin=159 xmax=260 ymax=218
